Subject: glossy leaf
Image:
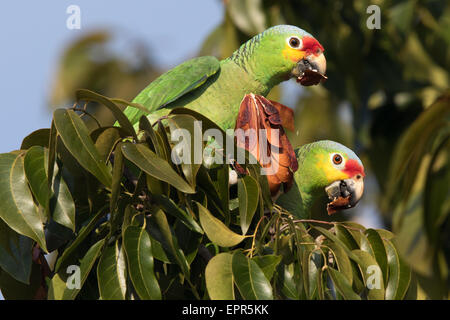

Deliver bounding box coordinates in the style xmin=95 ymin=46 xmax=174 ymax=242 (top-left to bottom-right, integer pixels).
xmin=50 ymin=238 xmax=105 ymax=300
xmin=363 ymin=229 xmax=388 ymax=285
xmin=24 ymin=146 xmax=52 ymax=214
xmin=276 ymin=264 xmax=299 ymax=300
xmin=167 ymin=114 xmax=203 ymax=187
xmin=0 ymin=262 xmax=43 ymax=299
xmin=252 ymin=255 xmax=282 ymax=281
xmin=238 ymin=174 xmax=259 ymax=235
xmin=0 ymin=219 xmax=33 ymax=284
xmin=351 ymin=250 xmax=385 ymax=300
xmin=232 ymin=251 xmax=273 ymax=300
xmin=327 ymin=267 xmax=361 ymax=300
xmin=24 ymin=146 xmax=75 ymax=231
xmin=123 ymin=225 xmax=161 ymax=300
xmin=53 ymin=109 xmax=112 ymax=187
xmin=110 ymin=142 xmax=124 ymax=214
xmin=150 ymin=209 xmax=190 ymax=277
xmin=94 ymin=127 xmax=121 ymax=162
xmin=328 ymin=242 xmax=353 ymax=285
xmin=205 ymin=252 xmax=235 ymax=300
xmin=197 ymin=202 xmax=245 ymax=247
xmin=20 ymin=128 xmax=50 ymax=150
xmin=121 ymin=142 xmax=195 ymax=194
xmin=335 ymin=224 xmax=360 ymax=250
xmin=154 ymin=194 xmax=203 ymax=234
xmin=76 ymin=89 xmax=138 ymax=140
xmin=0 ymin=152 xmax=47 ymax=251
xmin=385 ymin=239 xmax=412 ymax=300
xmin=55 ymin=206 xmax=107 ymax=271
xmin=97 ymin=240 xmax=127 ymax=300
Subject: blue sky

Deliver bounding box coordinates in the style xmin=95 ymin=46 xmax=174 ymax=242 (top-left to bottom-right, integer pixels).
xmin=0 ymin=0 xmax=223 ymax=153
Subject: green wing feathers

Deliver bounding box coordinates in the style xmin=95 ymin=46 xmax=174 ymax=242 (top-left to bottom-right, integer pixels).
xmin=123 ymin=56 xmax=220 ymax=125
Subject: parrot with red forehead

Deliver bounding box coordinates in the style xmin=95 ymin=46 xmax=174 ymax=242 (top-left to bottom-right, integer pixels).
xmin=122 ymin=25 xmax=326 ymax=130
xmin=275 ymin=140 xmax=365 ymax=219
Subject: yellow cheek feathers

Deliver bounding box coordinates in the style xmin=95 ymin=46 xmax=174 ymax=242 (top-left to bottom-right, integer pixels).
xmin=282 ymin=44 xmax=306 ymax=62
xmin=315 ymin=154 xmax=350 ymax=183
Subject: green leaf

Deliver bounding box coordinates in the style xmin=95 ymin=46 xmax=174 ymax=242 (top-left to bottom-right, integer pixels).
xmin=167 ymin=114 xmax=203 ymax=187
xmin=328 ymin=243 xmax=353 ymax=286
xmin=210 ymin=164 xmax=231 ymax=222
xmin=0 ymin=262 xmax=43 ymax=299
xmin=55 ymin=206 xmax=107 ymax=271
xmin=314 ymin=226 xmax=359 ymax=262
xmin=24 ymin=146 xmax=52 ymax=214
xmin=232 ymin=251 xmax=273 ymax=300
xmin=205 ymin=252 xmax=235 ymax=300
xmin=154 ymin=195 xmax=203 ymax=234
xmin=76 ymin=89 xmax=137 ymax=140
xmin=97 ymin=240 xmax=127 ymax=300
xmin=385 ymin=239 xmax=412 ymax=300
xmin=197 ymin=202 xmax=245 ymax=247
xmin=252 ymin=255 xmax=282 ymax=281
xmin=335 ymin=224 xmax=360 ymax=250
xmin=47 ymin=120 xmax=57 ymax=189
xmin=53 ymin=109 xmax=112 ymax=187
xmin=247 ymin=163 xmax=273 ymax=213
xmin=0 ymin=152 xmax=47 ymax=251
xmin=149 ymin=209 xmax=190 ymax=277
xmin=139 ymin=115 xmax=167 ymax=159
xmin=0 ymin=219 xmax=33 ymax=284
xmin=110 ymin=98 xmax=149 ymax=113
xmin=24 ymin=146 xmax=75 ymax=231
xmin=121 ymin=142 xmax=195 ymax=194
xmin=110 ymin=144 xmax=124 ymax=215
xmin=363 ymin=229 xmax=389 ymax=286
xmin=351 ymin=250 xmax=385 ymax=300
xmin=174 ymin=220 xmax=203 ymax=264
xmin=50 ymin=166 xmax=76 ymax=232
xmin=276 ymin=264 xmax=299 ymax=299
xmin=94 ymin=127 xmax=121 ymax=163
xmin=49 ymin=238 xmax=105 ymax=300
xmin=327 ymin=267 xmax=361 ymax=300
xmin=20 ymin=128 xmax=50 ymax=150
xmin=123 ymin=225 xmax=161 ymax=300
xmin=238 ymin=175 xmax=259 ymax=235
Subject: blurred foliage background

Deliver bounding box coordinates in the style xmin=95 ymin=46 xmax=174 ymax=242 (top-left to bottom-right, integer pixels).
xmin=48 ymin=0 xmax=449 ymax=299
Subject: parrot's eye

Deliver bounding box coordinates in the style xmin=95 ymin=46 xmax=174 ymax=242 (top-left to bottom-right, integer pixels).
xmin=333 ymin=154 xmax=342 ymax=164
xmin=288 ymin=36 xmax=302 ymax=49
xmin=330 ymin=153 xmax=345 ymax=169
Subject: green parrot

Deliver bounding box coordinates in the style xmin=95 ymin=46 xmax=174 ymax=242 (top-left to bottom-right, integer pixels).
xmin=275 ymin=140 xmax=365 ymax=219
xmin=122 ymin=25 xmax=326 ymax=130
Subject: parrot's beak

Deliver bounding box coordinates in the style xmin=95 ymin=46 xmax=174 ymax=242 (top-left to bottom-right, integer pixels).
xmin=324 ymin=174 xmax=364 ymax=215
xmin=292 ymin=52 xmax=327 ymax=86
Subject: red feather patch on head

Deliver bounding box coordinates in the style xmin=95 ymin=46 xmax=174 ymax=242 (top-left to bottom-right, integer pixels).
xmin=343 ymin=159 xmax=365 ymax=178
xmin=302 ymin=36 xmax=324 ymax=55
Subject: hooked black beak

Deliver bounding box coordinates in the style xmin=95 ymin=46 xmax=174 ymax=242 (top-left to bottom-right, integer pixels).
xmin=324 ymin=174 xmax=364 ymax=215
xmin=292 ymin=52 xmax=327 ymax=86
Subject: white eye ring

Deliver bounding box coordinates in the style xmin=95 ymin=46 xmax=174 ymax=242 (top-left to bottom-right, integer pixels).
xmin=330 ymin=153 xmax=345 ymax=169
xmin=287 ymin=36 xmax=302 ymax=49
